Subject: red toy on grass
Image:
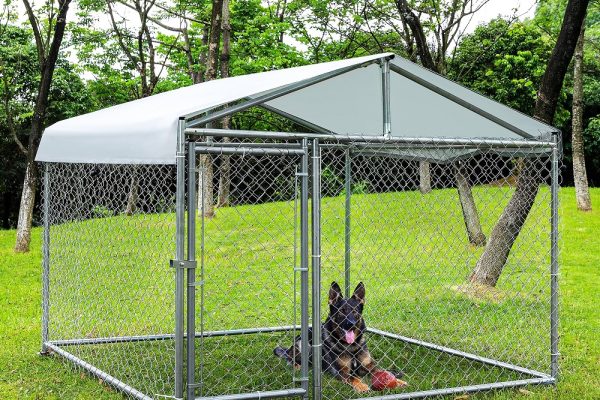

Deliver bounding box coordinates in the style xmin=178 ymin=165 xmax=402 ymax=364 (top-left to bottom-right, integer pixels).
xmin=371 ymin=370 xmax=408 ymax=391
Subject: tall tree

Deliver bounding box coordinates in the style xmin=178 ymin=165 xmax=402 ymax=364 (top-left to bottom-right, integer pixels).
xmin=395 ymin=0 xmax=487 ymax=246
xmin=102 ymin=0 xmax=180 ymax=214
xmin=14 ymin=0 xmax=71 ymax=253
xmin=470 ymin=0 xmax=590 ymax=286
xmin=572 ymin=21 xmax=592 ymax=211
xmin=217 ymin=0 xmax=231 ymax=208
xmin=198 ymin=0 xmax=224 ymax=218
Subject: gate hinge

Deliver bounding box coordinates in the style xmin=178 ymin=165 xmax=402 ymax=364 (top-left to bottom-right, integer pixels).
xmin=170 ymin=259 xmax=197 ymax=269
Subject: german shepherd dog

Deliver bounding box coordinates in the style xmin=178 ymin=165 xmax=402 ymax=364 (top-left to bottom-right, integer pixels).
xmin=274 ymin=282 xmax=407 ymax=392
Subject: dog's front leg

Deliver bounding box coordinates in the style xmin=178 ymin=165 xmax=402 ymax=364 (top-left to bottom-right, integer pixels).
xmin=333 ymin=355 xmax=370 ymax=393
xmin=346 ymin=377 xmax=370 ymax=393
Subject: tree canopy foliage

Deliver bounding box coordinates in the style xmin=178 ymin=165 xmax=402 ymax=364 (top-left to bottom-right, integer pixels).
xmin=0 ymin=0 xmax=598 ymax=229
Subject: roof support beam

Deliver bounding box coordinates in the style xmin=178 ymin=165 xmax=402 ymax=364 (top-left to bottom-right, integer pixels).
xmin=389 ymin=63 xmax=536 ymax=139
xmin=184 ymin=56 xmax=393 ymax=128
xmin=381 ymin=59 xmax=392 ymax=137
xmin=186 ymin=128 xmax=555 ymax=149
xmin=257 ymin=103 xmax=336 ymax=134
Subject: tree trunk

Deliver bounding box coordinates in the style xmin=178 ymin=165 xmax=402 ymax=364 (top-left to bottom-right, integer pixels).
xmin=14 ymin=163 xmax=37 ymax=253
xmin=395 ymin=1 xmax=483 ymax=244
xmin=198 ymin=152 xmax=215 ymax=218
xmin=199 ymin=25 xmax=209 ymax=83
xmin=217 ymin=0 xmax=231 ymax=208
xmin=15 ymin=0 xmax=71 ymax=253
xmin=197 ymin=0 xmax=223 ymax=217
xmin=471 ymin=0 xmax=589 ymax=286
xmin=205 ymin=0 xmax=224 ymax=82
xmin=125 ymin=166 xmax=139 ymax=215
xmin=396 ymin=0 xmax=436 ymax=70
xmin=419 ymin=161 xmax=431 ymax=194
xmin=572 ymin=23 xmax=592 ymax=211
xmin=470 ymin=159 xmax=541 ymax=285
xmin=454 ymin=162 xmax=486 ymax=246
xmin=217 ymin=136 xmax=231 ymax=207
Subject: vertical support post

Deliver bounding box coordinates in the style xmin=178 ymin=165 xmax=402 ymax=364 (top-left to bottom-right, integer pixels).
xmin=311 ymin=139 xmax=322 ymax=400
xmin=344 ymin=148 xmax=352 ymax=298
xmin=550 ymin=132 xmax=560 ymax=379
xmin=41 ymin=163 xmax=50 ymax=354
xmin=381 ymin=58 xmax=392 ymax=137
xmin=199 ymin=144 xmax=207 ymax=398
xmin=175 ymin=118 xmax=186 ymax=399
xmin=299 ymin=138 xmax=310 ymax=400
xmin=187 ymin=141 xmax=197 ymax=400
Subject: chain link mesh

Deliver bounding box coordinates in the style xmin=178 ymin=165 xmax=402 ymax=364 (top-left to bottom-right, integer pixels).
xmin=43 ymin=163 xmax=177 ymax=398
xmin=41 ymin=135 xmax=557 ymax=399
xmin=192 ymin=145 xmax=303 ymax=397
xmin=318 ymin=138 xmax=554 ymax=399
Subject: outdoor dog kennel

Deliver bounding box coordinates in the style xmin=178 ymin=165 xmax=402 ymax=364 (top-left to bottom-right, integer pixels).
xmin=36 ymin=53 xmax=560 ymax=400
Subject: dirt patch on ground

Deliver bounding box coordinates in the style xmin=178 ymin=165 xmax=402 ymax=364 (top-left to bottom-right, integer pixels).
xmin=451 ymin=283 xmax=508 ymax=304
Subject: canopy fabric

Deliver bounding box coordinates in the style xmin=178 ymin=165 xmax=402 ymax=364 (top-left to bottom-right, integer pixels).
xmin=36 ymin=53 xmax=557 ymax=165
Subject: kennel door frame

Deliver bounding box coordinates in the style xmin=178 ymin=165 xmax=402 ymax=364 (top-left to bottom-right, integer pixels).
xmin=183 ymin=138 xmax=312 ymax=400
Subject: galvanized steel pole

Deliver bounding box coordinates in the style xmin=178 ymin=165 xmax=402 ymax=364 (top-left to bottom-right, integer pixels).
xmin=41 ymin=163 xmax=50 ymax=354
xmin=381 ymin=59 xmax=392 ymax=137
xmin=187 ymin=141 xmax=197 ymax=399
xmin=175 ymin=118 xmax=186 ymax=399
xmin=311 ymin=139 xmax=322 ymax=400
xmin=300 ymin=138 xmax=310 ymax=400
xmin=344 ymin=148 xmax=352 ymax=298
xmin=550 ymin=132 xmax=560 ymax=379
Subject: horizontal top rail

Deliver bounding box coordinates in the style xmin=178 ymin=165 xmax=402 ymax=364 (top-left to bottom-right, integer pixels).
xmin=187 ymin=128 xmax=556 ymax=149
xmin=195 ymin=146 xmax=305 ymax=156
xmin=195 ymin=141 xmax=303 ymax=149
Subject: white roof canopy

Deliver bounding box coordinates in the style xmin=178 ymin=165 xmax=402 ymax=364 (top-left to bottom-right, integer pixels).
xmin=36 ymin=53 xmax=557 ymax=164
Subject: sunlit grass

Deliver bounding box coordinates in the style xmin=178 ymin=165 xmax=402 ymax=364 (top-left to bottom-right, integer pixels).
xmin=0 ymin=188 xmax=598 ymax=399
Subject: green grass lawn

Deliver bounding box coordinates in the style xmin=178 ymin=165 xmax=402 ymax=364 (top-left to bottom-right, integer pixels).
xmin=0 ymin=187 xmax=598 ymax=399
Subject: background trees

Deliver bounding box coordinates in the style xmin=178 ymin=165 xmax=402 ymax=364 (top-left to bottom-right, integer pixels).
xmin=7 ymin=0 xmax=73 ymax=252
xmin=470 ymin=0 xmax=590 ymax=287
xmin=0 ymin=0 xmax=597 ymax=265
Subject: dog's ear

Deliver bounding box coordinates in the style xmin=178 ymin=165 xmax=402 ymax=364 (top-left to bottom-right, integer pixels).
xmin=351 ymin=282 xmax=365 ymax=304
xmin=328 ymin=281 xmax=343 ymax=305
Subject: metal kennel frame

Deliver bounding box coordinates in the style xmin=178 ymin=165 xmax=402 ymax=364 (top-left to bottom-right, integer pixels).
xmin=40 ymin=57 xmax=560 ymax=400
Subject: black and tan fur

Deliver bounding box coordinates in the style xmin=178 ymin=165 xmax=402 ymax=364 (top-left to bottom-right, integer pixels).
xmin=274 ymin=282 xmax=406 ymax=392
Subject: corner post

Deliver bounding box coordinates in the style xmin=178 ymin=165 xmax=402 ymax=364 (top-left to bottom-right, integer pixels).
xmin=550 ymin=132 xmax=560 ymax=379
xmin=300 ymin=138 xmax=310 ymax=400
xmin=175 ymin=118 xmax=186 ymax=399
xmin=187 ymin=141 xmax=197 ymax=399
xmin=41 ymin=163 xmax=50 ymax=354
xmin=381 ymin=58 xmax=392 ymax=137
xmin=311 ymin=139 xmax=322 ymax=400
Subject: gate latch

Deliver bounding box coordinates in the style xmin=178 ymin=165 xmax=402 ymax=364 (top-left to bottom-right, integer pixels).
xmin=169 ymin=259 xmax=197 ymax=270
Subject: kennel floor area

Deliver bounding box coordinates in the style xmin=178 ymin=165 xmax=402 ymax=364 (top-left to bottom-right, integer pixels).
xmin=47 ymin=330 xmax=550 ymax=399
